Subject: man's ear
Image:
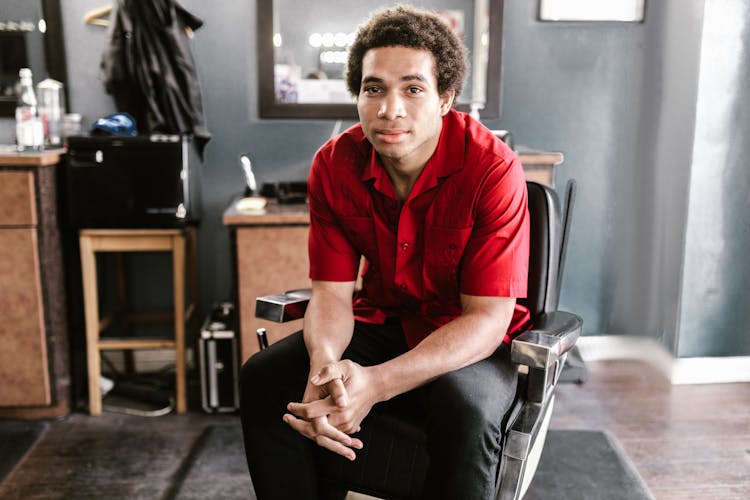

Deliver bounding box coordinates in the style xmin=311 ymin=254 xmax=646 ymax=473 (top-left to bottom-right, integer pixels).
xmin=439 ymin=90 xmax=456 ymax=116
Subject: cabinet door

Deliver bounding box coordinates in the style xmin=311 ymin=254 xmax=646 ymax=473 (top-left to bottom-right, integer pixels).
xmin=0 ymin=171 xmax=36 ymax=226
xmin=0 ymin=228 xmax=50 ymax=406
xmin=236 ymin=225 xmax=311 ymax=361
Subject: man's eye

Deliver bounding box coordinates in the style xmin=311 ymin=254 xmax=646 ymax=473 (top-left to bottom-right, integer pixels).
xmin=363 ymin=87 xmax=381 ymax=95
xmin=408 ymin=87 xmax=423 ymax=94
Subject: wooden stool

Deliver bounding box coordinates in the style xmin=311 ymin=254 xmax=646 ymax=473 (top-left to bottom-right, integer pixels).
xmin=79 ymin=227 xmax=197 ymax=415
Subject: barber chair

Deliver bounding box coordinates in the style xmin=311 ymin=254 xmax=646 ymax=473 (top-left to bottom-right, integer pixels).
xmin=255 ymin=181 xmax=582 ymax=500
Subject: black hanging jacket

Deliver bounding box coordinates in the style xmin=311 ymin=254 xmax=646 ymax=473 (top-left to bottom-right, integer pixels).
xmin=100 ymin=0 xmax=211 ymax=157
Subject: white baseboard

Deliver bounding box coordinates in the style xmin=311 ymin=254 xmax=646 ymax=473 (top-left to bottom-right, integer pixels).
xmin=670 ymin=356 xmax=750 ymax=384
xmin=576 ymin=335 xmax=750 ymax=385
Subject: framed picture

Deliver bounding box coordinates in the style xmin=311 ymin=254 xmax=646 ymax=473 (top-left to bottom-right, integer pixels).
xmin=539 ymin=0 xmax=645 ymax=22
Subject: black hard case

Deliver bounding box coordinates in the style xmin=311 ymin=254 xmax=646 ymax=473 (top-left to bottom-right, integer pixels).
xmin=199 ymin=302 xmax=240 ymax=413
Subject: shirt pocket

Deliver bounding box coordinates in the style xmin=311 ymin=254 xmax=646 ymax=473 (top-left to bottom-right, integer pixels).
xmin=423 ymin=225 xmax=473 ymax=295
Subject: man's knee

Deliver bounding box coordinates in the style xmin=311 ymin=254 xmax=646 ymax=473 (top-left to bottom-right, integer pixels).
xmin=428 ymin=377 xmax=507 ymax=434
xmin=239 ymin=331 xmax=308 ymax=404
xmin=424 ymin=356 xmax=517 ymax=437
xmin=240 ymin=346 xmax=278 ymax=381
xmin=240 ymin=347 xmax=276 ymax=397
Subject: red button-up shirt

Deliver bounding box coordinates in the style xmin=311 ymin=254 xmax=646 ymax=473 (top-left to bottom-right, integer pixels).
xmin=308 ymin=109 xmax=530 ymax=348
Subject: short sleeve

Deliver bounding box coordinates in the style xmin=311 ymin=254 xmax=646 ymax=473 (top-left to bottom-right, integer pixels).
xmin=459 ymin=156 xmax=529 ymax=297
xmin=307 ymin=151 xmax=361 ymax=281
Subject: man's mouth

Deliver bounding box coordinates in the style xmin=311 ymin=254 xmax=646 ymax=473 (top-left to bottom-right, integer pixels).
xmin=375 ymin=129 xmax=409 ymax=143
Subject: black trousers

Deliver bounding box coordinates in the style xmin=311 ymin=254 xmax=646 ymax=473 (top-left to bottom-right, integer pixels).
xmin=240 ymin=321 xmax=518 ymax=500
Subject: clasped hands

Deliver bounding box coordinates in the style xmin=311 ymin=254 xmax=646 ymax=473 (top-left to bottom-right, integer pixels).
xmin=283 ymin=359 xmax=379 ymax=461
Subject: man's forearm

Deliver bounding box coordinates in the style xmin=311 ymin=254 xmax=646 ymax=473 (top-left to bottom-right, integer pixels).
xmin=372 ymin=296 xmax=516 ymax=402
xmin=287 ymin=280 xmax=364 ymax=459
xmin=303 ymin=281 xmax=356 ymax=370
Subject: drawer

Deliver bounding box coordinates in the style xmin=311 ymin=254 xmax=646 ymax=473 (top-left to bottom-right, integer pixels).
xmin=0 ymin=171 xmax=37 ymax=226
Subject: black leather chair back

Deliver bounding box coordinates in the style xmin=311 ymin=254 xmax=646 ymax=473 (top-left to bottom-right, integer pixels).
xmin=518 ymin=181 xmax=563 ymax=317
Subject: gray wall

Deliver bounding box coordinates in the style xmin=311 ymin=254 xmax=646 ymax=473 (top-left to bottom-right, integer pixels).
xmin=3 ymin=0 xmax=748 ymax=357
xmin=677 ymin=0 xmax=750 ymax=357
xmin=485 ymin=0 xmax=708 ymax=353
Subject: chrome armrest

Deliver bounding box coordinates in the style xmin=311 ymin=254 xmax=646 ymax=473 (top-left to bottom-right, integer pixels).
xmin=511 ymin=311 xmax=582 ymax=404
xmin=511 ymin=311 xmax=582 ymax=369
xmin=255 ymin=289 xmax=312 ymax=323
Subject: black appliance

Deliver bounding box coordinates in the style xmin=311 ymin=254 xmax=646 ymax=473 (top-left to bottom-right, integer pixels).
xmin=65 ymin=134 xmax=200 ymax=228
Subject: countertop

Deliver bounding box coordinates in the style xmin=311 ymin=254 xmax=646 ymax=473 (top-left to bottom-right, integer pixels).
xmin=0 ymin=146 xmax=66 ymax=167
xmin=222 ymin=200 xmax=310 ymax=226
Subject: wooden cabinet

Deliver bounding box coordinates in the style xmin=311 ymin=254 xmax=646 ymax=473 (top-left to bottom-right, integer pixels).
xmin=516 ymin=148 xmax=564 ymax=188
xmin=223 ymin=205 xmax=310 ymax=361
xmin=0 ymin=170 xmax=36 ymax=225
xmin=0 ymin=228 xmax=49 ymax=406
xmin=0 ymin=150 xmax=70 ymax=418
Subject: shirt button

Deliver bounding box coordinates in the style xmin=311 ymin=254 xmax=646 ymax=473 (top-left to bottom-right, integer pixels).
xmin=401 ymin=242 xmax=409 ymax=250
xmin=449 ymin=243 xmax=457 ymax=250
xmin=399 ymin=283 xmax=407 ymax=290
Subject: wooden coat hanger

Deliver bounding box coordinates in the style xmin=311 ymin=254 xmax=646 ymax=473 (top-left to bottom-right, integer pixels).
xmin=83 ymin=5 xmax=112 ymax=27
xmin=81 ymin=3 xmax=194 ymax=37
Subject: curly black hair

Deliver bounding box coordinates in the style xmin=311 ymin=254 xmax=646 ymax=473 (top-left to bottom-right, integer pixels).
xmin=345 ymin=5 xmax=468 ymax=98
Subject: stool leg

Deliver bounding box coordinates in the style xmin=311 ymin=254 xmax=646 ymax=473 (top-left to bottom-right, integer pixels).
xmin=173 ymin=234 xmax=187 ymax=413
xmin=115 ymin=252 xmax=136 ymax=374
xmin=187 ymin=226 xmax=198 ymax=324
xmin=80 ymin=235 xmax=102 ymax=416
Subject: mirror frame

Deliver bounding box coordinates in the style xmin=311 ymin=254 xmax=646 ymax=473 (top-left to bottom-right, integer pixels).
xmin=256 ymin=0 xmax=503 ymax=120
xmin=0 ymin=0 xmax=68 ymax=117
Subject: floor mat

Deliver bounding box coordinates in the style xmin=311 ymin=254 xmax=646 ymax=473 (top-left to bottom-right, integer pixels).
xmin=525 ymin=429 xmax=654 ymax=499
xmin=0 ymin=420 xmax=48 ymax=484
xmin=169 ymin=425 xmax=254 ymax=500
xmin=173 ymin=426 xmax=652 ymax=500
xmin=0 ymin=413 xmax=205 ymax=499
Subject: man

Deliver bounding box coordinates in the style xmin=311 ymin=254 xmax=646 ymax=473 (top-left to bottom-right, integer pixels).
xmin=241 ymin=6 xmax=530 ymax=499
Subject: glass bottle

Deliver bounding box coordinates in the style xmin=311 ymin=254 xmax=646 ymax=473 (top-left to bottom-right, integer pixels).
xmin=15 ymin=68 xmax=44 ymax=152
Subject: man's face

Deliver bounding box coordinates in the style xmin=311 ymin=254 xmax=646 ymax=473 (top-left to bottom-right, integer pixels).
xmin=357 ymin=46 xmax=454 ymax=171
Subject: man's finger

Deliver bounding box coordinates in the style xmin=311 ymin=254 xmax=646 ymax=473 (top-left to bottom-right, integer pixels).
xmin=328 ymin=378 xmax=348 ymax=407
xmin=311 ymin=363 xmax=344 ymax=386
xmin=283 ymin=413 xmax=315 ymax=439
xmin=287 ymin=398 xmax=336 ymax=420
xmin=327 ymin=412 xmax=364 ymax=438
xmin=313 ymin=434 xmax=357 ymax=461
xmin=283 ymin=413 xmax=355 ymax=448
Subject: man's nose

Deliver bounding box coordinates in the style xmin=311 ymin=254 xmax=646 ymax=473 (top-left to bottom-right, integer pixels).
xmin=378 ymin=94 xmax=406 ymax=120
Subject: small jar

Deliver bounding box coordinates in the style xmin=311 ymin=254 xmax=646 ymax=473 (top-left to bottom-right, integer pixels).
xmin=61 ymin=113 xmax=83 ymax=141
xmin=36 ymin=78 xmax=66 ymax=147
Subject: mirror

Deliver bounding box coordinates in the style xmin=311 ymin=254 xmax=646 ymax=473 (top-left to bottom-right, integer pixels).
xmin=257 ymin=0 xmax=503 ymax=119
xmin=0 ymin=0 xmax=67 ymax=117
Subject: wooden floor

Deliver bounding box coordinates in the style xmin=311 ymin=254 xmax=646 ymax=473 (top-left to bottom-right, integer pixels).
xmin=551 ymin=360 xmax=750 ymax=499
xmin=1 ymin=360 xmax=748 ymax=499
